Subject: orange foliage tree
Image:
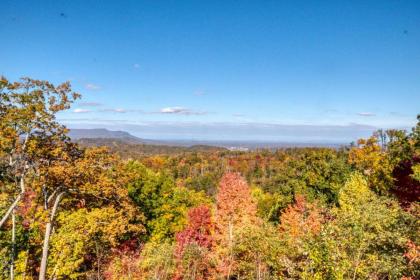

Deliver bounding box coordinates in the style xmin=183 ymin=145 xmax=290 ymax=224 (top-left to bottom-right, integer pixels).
xmin=214 ymin=172 xmax=259 ymax=278
xmin=278 ymin=195 xmax=324 ymax=277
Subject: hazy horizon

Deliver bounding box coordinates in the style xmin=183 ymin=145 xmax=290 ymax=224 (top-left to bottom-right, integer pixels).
xmin=65 ymin=124 xmax=412 ymax=144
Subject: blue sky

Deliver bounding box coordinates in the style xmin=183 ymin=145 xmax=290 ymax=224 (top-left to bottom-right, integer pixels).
xmin=1 ymin=0 xmax=419 ymax=142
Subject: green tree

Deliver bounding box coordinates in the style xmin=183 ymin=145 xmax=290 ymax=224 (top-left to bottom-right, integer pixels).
xmin=127 ymin=161 xmax=209 ymax=241
xmin=306 ymin=173 xmax=415 ymax=279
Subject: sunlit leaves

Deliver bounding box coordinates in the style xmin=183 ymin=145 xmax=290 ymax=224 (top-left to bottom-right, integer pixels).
xmin=348 ymin=136 xmax=394 ymax=194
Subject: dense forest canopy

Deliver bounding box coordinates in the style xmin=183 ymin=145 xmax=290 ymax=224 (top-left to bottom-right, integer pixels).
xmin=1 ymin=77 xmax=419 ymax=279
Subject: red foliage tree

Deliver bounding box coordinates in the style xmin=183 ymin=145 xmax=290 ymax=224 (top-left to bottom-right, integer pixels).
xmin=16 ymin=188 xmax=37 ymax=229
xmin=175 ymin=205 xmax=213 ymax=257
xmin=391 ymin=157 xmax=420 ymax=208
xmin=174 ymin=205 xmax=214 ymax=280
xmin=104 ymin=239 xmax=142 ymax=280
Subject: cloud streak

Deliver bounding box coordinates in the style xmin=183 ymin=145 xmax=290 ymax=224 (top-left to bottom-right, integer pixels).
xmin=78 ymin=102 xmax=102 ymax=107
xmin=85 ymin=83 xmax=101 ymax=90
xmin=69 ymin=106 xmax=206 ymax=115
xmin=73 ymin=108 xmax=91 ymax=113
xmin=159 ymin=107 xmax=207 ymax=115
xmin=101 ymin=108 xmax=129 ymax=113
xmin=358 ymin=112 xmax=376 ymax=117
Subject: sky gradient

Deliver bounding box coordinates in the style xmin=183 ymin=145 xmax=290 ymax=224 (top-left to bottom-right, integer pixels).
xmin=1 ymin=0 xmax=419 ymax=142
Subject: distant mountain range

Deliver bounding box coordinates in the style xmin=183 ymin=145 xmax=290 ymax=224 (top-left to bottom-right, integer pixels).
xmin=68 ymin=128 xmax=347 ymax=149
xmin=68 ymin=129 xmax=227 ymax=156
xmin=68 ymin=129 xmax=148 ymax=144
xmin=68 ymin=128 xmax=137 ymax=140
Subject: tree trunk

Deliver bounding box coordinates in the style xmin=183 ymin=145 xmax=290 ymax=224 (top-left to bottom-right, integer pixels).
xmin=10 ymin=210 xmax=15 ymax=280
xmin=0 ymin=177 xmax=25 ymax=229
xmin=0 ymin=194 xmax=21 ymax=229
xmin=38 ymin=192 xmax=64 ymax=280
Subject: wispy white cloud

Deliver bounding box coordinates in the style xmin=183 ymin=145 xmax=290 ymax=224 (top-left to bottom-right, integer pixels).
xmin=160 ymin=107 xmax=187 ymax=114
xmin=159 ymin=107 xmax=207 ymax=115
xmin=73 ymin=108 xmax=91 ymax=113
xmin=101 ymin=108 xmax=129 ymax=113
xmin=357 ymin=112 xmax=375 ymax=117
xmin=59 ymin=118 xmax=130 ymax=124
xmin=113 ymin=108 xmax=128 ymax=113
xmin=85 ymin=83 xmax=101 ymax=90
xmin=79 ymin=102 xmax=102 ymax=107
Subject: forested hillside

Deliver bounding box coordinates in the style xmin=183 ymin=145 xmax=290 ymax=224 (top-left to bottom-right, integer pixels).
xmin=77 ymin=138 xmax=227 ymax=157
xmin=1 ymin=78 xmax=419 ymax=279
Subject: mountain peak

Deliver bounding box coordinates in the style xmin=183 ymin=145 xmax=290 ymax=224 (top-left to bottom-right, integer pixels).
xmin=68 ymin=128 xmax=141 ymax=143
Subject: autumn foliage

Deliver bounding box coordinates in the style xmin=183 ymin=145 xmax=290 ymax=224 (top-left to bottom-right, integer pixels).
xmin=174 ymin=205 xmax=213 ymax=279
xmin=0 ymin=77 xmax=419 ymax=279
xmin=279 ymin=195 xmax=323 ymax=241
xmin=215 ymin=172 xmax=258 ymax=228
xmin=175 ymin=205 xmax=213 ymax=257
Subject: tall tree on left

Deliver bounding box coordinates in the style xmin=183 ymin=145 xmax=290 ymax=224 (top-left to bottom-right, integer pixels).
xmin=0 ymin=76 xmax=80 ymax=279
xmin=0 ymin=76 xmax=80 ymax=228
